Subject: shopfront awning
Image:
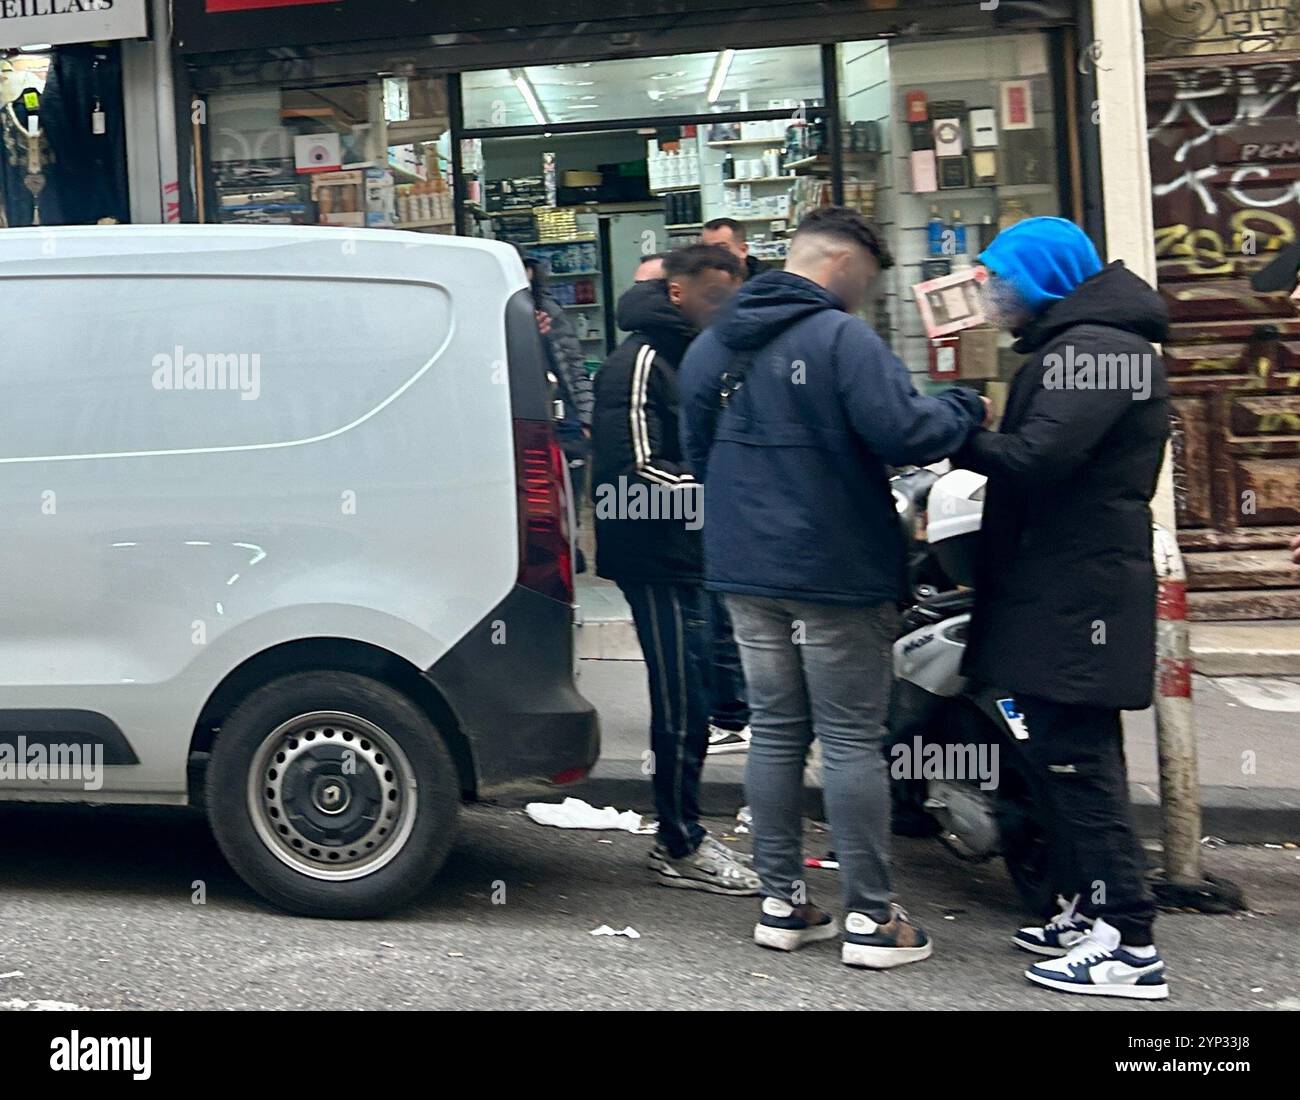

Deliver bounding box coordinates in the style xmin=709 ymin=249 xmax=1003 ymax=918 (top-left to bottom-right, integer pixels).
xmin=174 ymin=0 xmax=1079 ymax=62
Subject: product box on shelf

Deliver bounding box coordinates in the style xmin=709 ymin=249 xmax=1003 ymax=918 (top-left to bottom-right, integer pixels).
xmin=311 ymin=170 xmax=366 ymax=227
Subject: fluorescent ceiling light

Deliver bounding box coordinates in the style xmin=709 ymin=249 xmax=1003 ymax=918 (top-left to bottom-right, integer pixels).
xmin=509 ymin=68 xmax=550 ymax=126
xmin=706 ymin=49 xmax=735 ymax=104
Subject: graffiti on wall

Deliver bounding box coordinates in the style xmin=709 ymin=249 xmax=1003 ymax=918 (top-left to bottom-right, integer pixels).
xmin=1148 ymin=60 xmax=1300 ymax=275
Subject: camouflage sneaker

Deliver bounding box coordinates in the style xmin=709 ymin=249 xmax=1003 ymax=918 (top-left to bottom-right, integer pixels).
xmin=647 ymin=834 xmax=752 ymax=871
xmin=842 ymin=903 xmax=933 ymax=969
xmin=653 ymin=836 xmax=761 ymax=896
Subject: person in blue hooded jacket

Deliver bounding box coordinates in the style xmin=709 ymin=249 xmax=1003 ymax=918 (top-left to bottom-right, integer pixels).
xmin=954 ymin=217 xmax=1172 ymax=1001
xmin=679 ymin=206 xmax=987 ymax=970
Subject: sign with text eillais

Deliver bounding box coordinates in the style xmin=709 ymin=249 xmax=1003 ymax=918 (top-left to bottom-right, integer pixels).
xmin=0 ymin=0 xmax=147 ymax=50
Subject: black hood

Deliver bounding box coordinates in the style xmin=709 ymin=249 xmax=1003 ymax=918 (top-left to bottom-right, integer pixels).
xmin=713 ymin=270 xmax=841 ymax=351
xmin=616 ymin=278 xmax=696 ymax=366
xmin=1015 ymin=261 xmax=1169 ymax=353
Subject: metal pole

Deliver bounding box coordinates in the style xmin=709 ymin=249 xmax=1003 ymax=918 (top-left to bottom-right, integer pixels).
xmin=1152 ymin=524 xmax=1200 ymax=884
xmin=151 ymin=0 xmax=182 ymax=223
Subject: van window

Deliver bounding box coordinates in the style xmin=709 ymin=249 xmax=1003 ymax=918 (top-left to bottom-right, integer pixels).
xmin=0 ymin=276 xmax=451 ymax=460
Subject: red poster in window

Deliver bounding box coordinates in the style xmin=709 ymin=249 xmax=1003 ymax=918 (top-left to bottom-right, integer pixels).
xmin=207 ymin=0 xmax=336 ymax=11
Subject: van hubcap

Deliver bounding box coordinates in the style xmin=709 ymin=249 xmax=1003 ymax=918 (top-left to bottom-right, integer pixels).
xmin=248 ymin=711 xmax=418 ymax=882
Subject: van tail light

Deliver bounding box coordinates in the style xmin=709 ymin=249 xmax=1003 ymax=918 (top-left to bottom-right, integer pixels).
xmin=513 ymin=419 xmax=574 ymax=604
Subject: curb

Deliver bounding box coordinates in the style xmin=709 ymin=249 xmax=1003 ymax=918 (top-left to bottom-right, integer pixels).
xmin=583 ymin=620 xmax=1300 ymax=675
xmin=1190 ymin=648 xmax=1300 ymax=677
xmin=562 ymin=768 xmax=1300 ymax=846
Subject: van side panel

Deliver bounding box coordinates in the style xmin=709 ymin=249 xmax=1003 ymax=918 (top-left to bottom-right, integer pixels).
xmin=0 ymin=228 xmax=523 ymax=796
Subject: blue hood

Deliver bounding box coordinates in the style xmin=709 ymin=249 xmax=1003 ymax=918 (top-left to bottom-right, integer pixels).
xmin=713 ymin=270 xmax=841 ymax=351
xmin=977 ymin=217 xmax=1103 ymax=317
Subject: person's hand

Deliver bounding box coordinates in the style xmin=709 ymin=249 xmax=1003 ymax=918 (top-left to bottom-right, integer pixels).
xmin=1291 ymin=534 xmax=1300 ymax=566
xmin=535 ymin=309 xmax=552 ymax=336
xmin=979 ymin=396 xmax=995 ymax=428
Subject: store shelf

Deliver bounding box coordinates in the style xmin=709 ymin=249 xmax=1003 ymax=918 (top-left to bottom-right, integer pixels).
xmin=723 ymin=176 xmax=795 ymax=185
xmin=784 ymin=155 xmax=828 ymax=172
xmin=664 ymin=222 xmax=703 ymax=230
xmin=996 ymin=183 xmax=1057 ymax=196
xmin=397 ymin=217 xmax=453 ymax=230
xmin=707 ymin=138 xmax=788 ymax=148
xmin=723 ymin=214 xmax=790 ymax=223
xmin=520 ymin=236 xmax=598 ymax=246
xmin=649 ymin=184 xmax=702 ymax=195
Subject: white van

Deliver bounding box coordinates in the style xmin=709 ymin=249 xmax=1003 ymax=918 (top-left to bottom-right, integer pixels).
xmin=0 ymin=225 xmax=598 ymax=917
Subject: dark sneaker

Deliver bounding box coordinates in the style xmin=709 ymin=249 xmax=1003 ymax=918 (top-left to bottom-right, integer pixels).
xmin=1025 ymin=919 xmax=1168 ymax=1000
xmin=707 ymin=724 xmax=751 ymax=755
xmin=1013 ymin=895 xmax=1094 ymax=957
xmin=842 ymin=903 xmax=933 ymax=969
xmin=653 ymin=836 xmax=761 ymax=895
xmin=754 ymin=897 xmax=839 ymax=951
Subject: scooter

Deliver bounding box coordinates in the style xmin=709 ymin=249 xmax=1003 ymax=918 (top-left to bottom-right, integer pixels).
xmin=886 ymin=465 xmax=1055 ymax=917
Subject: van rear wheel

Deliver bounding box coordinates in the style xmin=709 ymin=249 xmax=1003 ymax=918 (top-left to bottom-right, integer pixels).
xmin=207 ymin=671 xmax=458 ymax=918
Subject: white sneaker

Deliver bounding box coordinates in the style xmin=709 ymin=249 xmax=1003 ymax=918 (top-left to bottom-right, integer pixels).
xmin=1025 ymin=918 xmax=1169 ymax=1000
xmin=1013 ymin=894 xmax=1095 ymax=957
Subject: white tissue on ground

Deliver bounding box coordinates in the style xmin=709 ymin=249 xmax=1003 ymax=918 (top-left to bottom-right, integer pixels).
xmin=525 ymin=796 xmax=649 ymax=832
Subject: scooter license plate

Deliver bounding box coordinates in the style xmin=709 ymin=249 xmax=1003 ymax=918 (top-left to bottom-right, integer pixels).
xmin=996 ymin=697 xmax=1030 ymax=740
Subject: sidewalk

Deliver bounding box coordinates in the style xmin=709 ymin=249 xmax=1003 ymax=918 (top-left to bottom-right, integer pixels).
xmin=576 ymin=576 xmax=1300 ymax=673
xmin=570 ymin=579 xmax=1300 ymax=842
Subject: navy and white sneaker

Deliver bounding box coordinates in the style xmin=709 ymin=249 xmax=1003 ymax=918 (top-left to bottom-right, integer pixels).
xmin=707 ymin=724 xmax=751 ymax=755
xmin=754 ymin=897 xmax=839 ymax=951
xmin=1025 ymin=918 xmax=1169 ymax=1000
xmin=1013 ymin=895 xmax=1094 ymax=957
xmin=842 ymin=903 xmax=933 ymax=969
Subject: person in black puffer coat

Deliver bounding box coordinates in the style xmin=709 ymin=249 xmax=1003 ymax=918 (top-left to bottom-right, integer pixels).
xmin=955 ymin=217 xmax=1172 ymax=1001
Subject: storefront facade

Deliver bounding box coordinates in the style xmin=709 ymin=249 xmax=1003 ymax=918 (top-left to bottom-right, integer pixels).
xmin=1142 ymin=0 xmax=1300 ymax=619
xmin=0 ymin=0 xmax=149 ymax=227
xmin=171 ymin=0 xmax=1098 ymax=386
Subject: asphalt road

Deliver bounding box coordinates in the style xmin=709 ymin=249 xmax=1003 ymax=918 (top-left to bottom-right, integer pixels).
xmin=1 ymin=800 xmax=1296 ymax=1011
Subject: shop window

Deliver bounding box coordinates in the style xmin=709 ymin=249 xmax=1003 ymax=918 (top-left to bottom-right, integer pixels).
xmin=0 ymin=43 xmax=128 ymax=227
xmin=458 ymin=48 xmax=833 ymax=357
xmin=838 ymin=33 xmax=1064 ymax=386
xmin=200 ymin=76 xmax=454 ymax=233
xmin=460 ymin=47 xmax=823 ymax=129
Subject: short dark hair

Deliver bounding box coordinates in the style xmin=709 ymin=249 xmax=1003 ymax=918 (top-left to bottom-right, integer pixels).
xmin=664 ymin=242 xmax=744 ymax=281
xmin=702 ymin=217 xmax=746 ymax=243
xmin=794 ymin=206 xmax=894 ymax=269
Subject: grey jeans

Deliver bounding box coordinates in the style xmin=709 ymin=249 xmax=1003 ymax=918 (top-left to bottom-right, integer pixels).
xmin=725 ymin=593 xmax=897 ymax=922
